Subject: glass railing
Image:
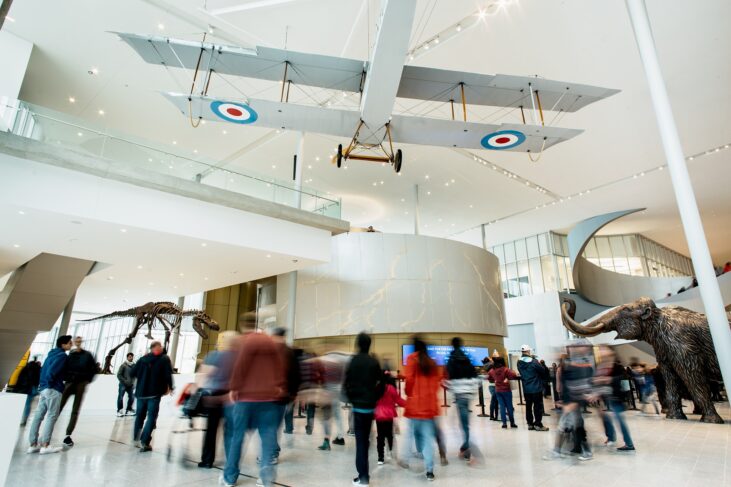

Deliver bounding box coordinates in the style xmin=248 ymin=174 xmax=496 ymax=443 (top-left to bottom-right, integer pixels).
xmin=0 ymin=97 xmax=341 ymax=219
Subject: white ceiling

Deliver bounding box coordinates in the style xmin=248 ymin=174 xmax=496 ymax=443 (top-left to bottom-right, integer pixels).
xmin=3 ymin=0 xmax=731 ymax=294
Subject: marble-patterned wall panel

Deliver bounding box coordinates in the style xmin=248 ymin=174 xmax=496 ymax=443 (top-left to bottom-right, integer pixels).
xmin=292 ymin=233 xmax=506 ymax=339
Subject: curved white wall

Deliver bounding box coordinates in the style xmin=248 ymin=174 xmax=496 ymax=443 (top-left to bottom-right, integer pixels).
xmin=282 ymin=233 xmax=507 ymax=339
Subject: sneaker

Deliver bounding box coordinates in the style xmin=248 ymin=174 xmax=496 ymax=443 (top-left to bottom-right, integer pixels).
xmin=528 ymin=425 xmax=535 ymax=430
xmin=501 ymin=424 xmax=507 ymax=429
xmin=510 ymin=423 xmax=518 ymax=428
xmin=578 ymin=452 xmax=593 ymax=461
xmin=604 ymin=440 xmax=616 ymax=447
xmin=347 ymin=430 xmax=356 ymax=437
xmin=377 ymin=460 xmax=385 ymax=465
xmin=63 ymin=436 xmax=74 ymax=448
xmin=133 ymin=440 xmax=141 ymax=448
xmin=318 ymin=439 xmax=331 ymax=451
xmin=26 ymin=445 xmax=40 ymax=454
xmin=117 ymin=410 xmax=124 ymax=417
xmin=352 ymin=477 xmax=369 ymax=485
xmin=332 ymin=437 xmax=345 ymax=446
xmin=20 ymin=421 xmax=27 ymax=427
xmin=542 ymin=450 xmax=562 ymax=461
xmin=617 ymin=445 xmax=635 ymax=452
xmin=126 ymin=409 xmax=136 ymax=416
xmin=283 ymin=430 xmax=294 ymax=435
xmin=426 ymin=472 xmax=435 ymax=481
xmin=39 ymin=446 xmax=63 ymax=455
xmin=534 ymin=425 xmax=549 ymax=432
xmin=198 ymin=462 xmax=213 ymax=468
xmin=255 ymin=480 xmax=264 ymax=487
xmin=219 ymin=475 xmax=236 ymax=487
xmin=140 ymin=444 xmax=152 ymax=453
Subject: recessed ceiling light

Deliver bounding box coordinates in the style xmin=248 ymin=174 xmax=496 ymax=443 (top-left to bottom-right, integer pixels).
xmin=424 ymin=44 xmax=430 ymax=50
xmin=193 ymin=149 xmax=198 ymax=154
xmin=13 ymin=244 xmax=20 ymax=248
xmin=427 ymin=191 xmax=431 ymax=195
xmin=204 ymin=277 xmax=209 ymax=281
xmin=120 ymin=228 xmax=127 ymax=233
xmin=179 ymin=272 xmax=184 ymax=277
xmin=68 ymin=97 xmax=76 ymax=103
xmin=148 ymin=282 xmax=154 ymax=286
xmin=372 ymin=182 xmax=377 ymax=186
xmin=172 ymin=140 xmax=177 ymax=145
xmin=18 ymin=210 xmax=25 ymax=215
xmin=307 ymin=165 xmax=312 ymax=169
xmin=107 ymin=276 xmax=114 ymax=280
xmin=401 ymin=198 xmax=405 ymax=202
xmin=137 ymin=265 xmax=143 ymax=269
xmin=201 ymin=242 xmax=208 ymax=247
xmin=469 ymin=204 xmax=473 ymax=208
xmin=222 ymin=130 xmax=227 ymax=135
xmin=456 ymin=24 xmax=462 ymax=32
xmin=148 ymin=158 xmax=153 ymax=162
xmin=98 ymin=109 xmax=105 ymax=115
xmin=315 ymin=156 xmax=320 ymax=161
xmin=272 ymin=165 xmax=276 ymax=169
xmin=266 ymin=254 xmax=272 ymax=258
xmin=77 ymin=132 xmax=83 ymax=137
xmin=173 ymin=285 xmax=178 ymax=289
xmin=434 ymin=37 xmax=440 ymax=44
xmin=157 ymin=23 xmax=165 ymax=30
xmin=88 ymin=67 xmax=99 ymax=75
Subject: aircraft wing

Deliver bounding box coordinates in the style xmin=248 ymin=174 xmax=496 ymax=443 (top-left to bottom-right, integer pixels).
xmin=117 ymin=33 xmax=364 ymax=93
xmin=398 ymin=67 xmax=619 ymax=113
xmin=389 ymin=116 xmax=582 ymax=152
xmin=163 ymin=93 xmax=580 ymax=152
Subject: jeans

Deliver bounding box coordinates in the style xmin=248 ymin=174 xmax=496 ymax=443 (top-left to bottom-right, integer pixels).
xmin=284 ymin=401 xmax=315 ymax=433
xmin=376 ymin=419 xmax=393 ymax=461
xmin=134 ymin=397 xmax=161 ymax=446
xmin=21 ymin=386 xmax=39 ymax=424
xmin=524 ymin=391 xmax=545 ymax=427
xmin=602 ymin=399 xmax=634 ymax=448
xmin=403 ymin=419 xmax=436 ymax=472
xmin=321 ymin=396 xmax=344 ymax=439
xmin=454 ymin=394 xmax=471 ymax=451
xmin=488 ymin=385 xmax=499 ymax=419
xmin=496 ymin=391 xmax=514 ymax=425
xmin=353 ymin=412 xmax=374 ymax=482
xmin=28 ymin=388 xmax=62 ymax=446
xmin=223 ymin=401 xmax=285 ymax=487
xmin=117 ymin=383 xmax=134 ymax=411
xmin=60 ymin=381 xmax=89 ymax=436
xmin=201 ymin=402 xmax=225 ymax=465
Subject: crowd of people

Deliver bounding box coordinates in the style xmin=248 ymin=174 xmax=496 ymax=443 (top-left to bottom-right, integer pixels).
xmin=18 ymin=317 xmax=680 ymax=486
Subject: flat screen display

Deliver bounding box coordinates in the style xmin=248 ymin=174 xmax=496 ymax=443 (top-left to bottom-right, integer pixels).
xmin=401 ymin=345 xmax=489 ymax=366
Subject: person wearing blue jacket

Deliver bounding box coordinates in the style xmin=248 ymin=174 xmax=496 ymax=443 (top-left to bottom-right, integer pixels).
xmin=517 ymin=345 xmax=549 ymax=432
xmin=27 ymin=335 xmax=73 ymax=455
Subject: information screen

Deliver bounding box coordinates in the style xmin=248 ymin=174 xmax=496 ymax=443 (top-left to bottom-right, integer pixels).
xmin=401 ymin=345 xmax=489 ymax=366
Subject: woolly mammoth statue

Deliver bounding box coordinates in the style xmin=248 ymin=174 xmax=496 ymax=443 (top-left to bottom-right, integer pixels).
xmin=561 ymin=297 xmax=727 ymax=424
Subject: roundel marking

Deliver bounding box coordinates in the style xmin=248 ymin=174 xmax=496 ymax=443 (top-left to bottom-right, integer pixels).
xmin=480 ymin=130 xmax=526 ymax=150
xmin=210 ymin=101 xmax=258 ymax=124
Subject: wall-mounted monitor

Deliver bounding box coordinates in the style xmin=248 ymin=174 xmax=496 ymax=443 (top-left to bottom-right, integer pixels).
xmin=402 ymin=345 xmax=489 ymax=366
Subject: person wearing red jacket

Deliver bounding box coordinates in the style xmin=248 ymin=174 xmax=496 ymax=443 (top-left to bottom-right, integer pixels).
xmin=399 ymin=337 xmax=441 ymax=482
xmin=374 ymin=370 xmax=405 ymax=465
xmin=487 ymin=356 xmax=518 ymax=428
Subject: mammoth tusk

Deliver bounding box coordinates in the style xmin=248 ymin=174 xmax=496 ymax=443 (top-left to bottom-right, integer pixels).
xmin=560 ymin=302 xmax=607 ymax=337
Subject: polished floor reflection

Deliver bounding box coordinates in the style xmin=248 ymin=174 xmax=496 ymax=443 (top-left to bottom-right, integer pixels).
xmin=8 ymin=397 xmax=730 ymax=486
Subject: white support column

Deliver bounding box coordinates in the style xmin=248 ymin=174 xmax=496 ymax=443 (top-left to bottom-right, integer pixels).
xmin=481 ymin=224 xmax=487 ymax=250
xmin=626 ymin=0 xmax=731 ymax=404
xmin=293 ymin=131 xmax=305 ymax=209
xmin=169 ymin=296 xmax=184 ymax=369
xmin=285 ymin=272 xmax=297 ymax=346
xmin=413 ymin=184 xmax=420 ymax=235
xmin=57 ymin=292 xmax=76 ymax=336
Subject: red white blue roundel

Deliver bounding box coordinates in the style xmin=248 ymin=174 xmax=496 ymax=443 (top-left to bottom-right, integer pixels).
xmin=481 ymin=130 xmax=526 ymax=150
xmin=210 ymin=101 xmax=258 ymax=124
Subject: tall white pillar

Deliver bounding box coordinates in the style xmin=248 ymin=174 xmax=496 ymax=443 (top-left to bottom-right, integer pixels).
xmin=626 ymin=0 xmax=731 ymax=403
xmin=168 ymin=296 xmax=184 ymax=369
xmin=481 ymin=224 xmax=487 ymax=250
xmin=413 ymin=184 xmax=420 ymax=235
xmin=293 ymin=131 xmax=305 ymax=209
xmin=285 ymin=132 xmax=304 ymax=344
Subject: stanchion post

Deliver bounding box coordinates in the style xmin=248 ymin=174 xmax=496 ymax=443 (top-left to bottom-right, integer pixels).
xmin=441 ymin=387 xmax=450 ymax=408
xmin=516 ymin=378 xmax=525 ymax=406
xmin=477 ymin=383 xmax=489 ymax=417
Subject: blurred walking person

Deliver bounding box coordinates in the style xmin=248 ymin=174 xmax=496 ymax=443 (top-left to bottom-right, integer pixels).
xmin=594 ymin=346 xmax=635 ymax=452
xmin=517 ymin=345 xmax=549 ymax=432
xmin=487 ymin=356 xmax=518 ymax=429
xmin=375 ymin=370 xmax=405 ymax=464
xmin=59 ymin=336 xmax=98 ymax=448
xmin=316 ymin=347 xmax=350 ymax=451
xmin=197 ymin=331 xmax=237 ymax=468
xmin=27 ymin=335 xmax=73 ymax=455
xmin=116 ymin=352 xmax=136 ymax=416
xmin=343 ymin=332 xmax=382 ymax=486
xmin=131 ymin=341 xmax=174 ymax=452
xmin=222 ymin=315 xmax=288 ymax=487
xmin=399 ymin=336 xmax=441 ymax=480
xmin=17 ymin=356 xmax=42 ymax=427
xmin=445 ymin=336 xmax=479 ymax=460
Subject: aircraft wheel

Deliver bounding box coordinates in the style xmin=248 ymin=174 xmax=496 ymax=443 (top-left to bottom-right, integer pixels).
xmin=393 ymin=149 xmax=403 ymax=173
xmin=337 ymin=144 xmax=343 ymax=168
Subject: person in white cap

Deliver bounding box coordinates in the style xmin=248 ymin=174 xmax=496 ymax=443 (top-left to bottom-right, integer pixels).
xmin=517 ymin=345 xmax=549 ymax=432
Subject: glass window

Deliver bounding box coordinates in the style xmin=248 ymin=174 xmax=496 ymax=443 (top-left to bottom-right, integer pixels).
xmin=492 ymin=244 xmax=505 ymax=264
xmin=538 ymin=233 xmax=550 ymax=256
xmin=565 ymin=257 xmax=575 ymax=289
xmin=557 ymin=256 xmax=569 ymax=291
xmin=561 ymin=235 xmax=569 ymax=256
xmin=610 ymin=236 xmax=627 ymax=258
xmin=623 ymin=235 xmax=640 ymax=257
xmin=506 ymin=263 xmax=519 ymax=297
xmin=517 ymin=260 xmax=530 ymax=296
xmin=526 ymin=236 xmax=539 ymax=259
xmin=552 ymin=233 xmax=564 ymax=256
xmin=541 ymin=255 xmax=557 ymax=291
xmin=515 ymin=239 xmax=528 ymax=261
xmin=504 ymin=242 xmax=516 ymax=263
xmin=628 ymin=256 xmax=645 ymax=276
xmin=529 ymin=258 xmax=544 ymax=295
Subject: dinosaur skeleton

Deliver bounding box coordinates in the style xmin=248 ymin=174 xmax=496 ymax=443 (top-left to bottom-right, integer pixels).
xmin=80 ymin=301 xmax=219 ymax=374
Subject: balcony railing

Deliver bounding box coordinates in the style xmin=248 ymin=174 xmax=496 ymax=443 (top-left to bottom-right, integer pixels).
xmin=0 ymin=97 xmax=341 ymax=219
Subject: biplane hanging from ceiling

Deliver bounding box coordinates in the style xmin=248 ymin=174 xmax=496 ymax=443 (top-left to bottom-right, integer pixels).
xmin=117 ymin=0 xmax=618 ymax=174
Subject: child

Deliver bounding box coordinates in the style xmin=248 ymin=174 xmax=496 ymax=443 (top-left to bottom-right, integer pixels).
xmin=374 ymin=370 xmax=405 ymax=465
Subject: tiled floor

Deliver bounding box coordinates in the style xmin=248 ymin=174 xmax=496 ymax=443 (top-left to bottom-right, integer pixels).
xmin=8 ymin=397 xmax=730 ymax=486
